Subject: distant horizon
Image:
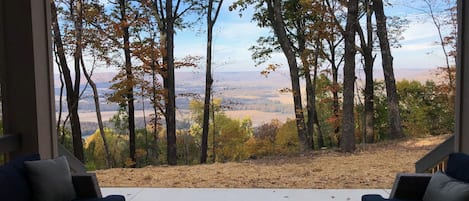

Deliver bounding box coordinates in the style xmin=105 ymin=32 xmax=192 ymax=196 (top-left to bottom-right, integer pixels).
xmin=53 ymin=65 xmax=442 ymax=75
xmin=56 ymin=67 xmax=443 ymax=133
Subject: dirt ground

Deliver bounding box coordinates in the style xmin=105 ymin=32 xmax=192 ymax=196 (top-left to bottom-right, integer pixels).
xmin=95 ymin=135 xmax=449 ymax=189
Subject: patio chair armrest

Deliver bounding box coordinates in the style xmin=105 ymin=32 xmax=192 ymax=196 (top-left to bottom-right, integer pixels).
xmin=390 ymin=173 xmax=432 ymax=200
xmin=72 ymin=173 xmax=103 ymax=199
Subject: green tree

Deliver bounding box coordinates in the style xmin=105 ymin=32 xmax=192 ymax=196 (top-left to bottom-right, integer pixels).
xmin=190 ymin=99 xmax=222 ymax=162
xmin=216 ymin=115 xmax=252 ymax=162
xmin=231 ymin=0 xmax=318 ymax=151
xmin=397 ymin=80 xmax=454 ymax=136
xmin=314 ymin=74 xmax=337 ymax=147
xmin=372 ymin=81 xmax=389 ymax=141
xmin=275 ymin=119 xmax=299 ymax=154
xmin=85 ymin=128 xmax=129 ymax=169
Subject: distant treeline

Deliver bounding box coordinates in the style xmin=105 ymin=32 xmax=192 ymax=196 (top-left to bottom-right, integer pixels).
xmin=58 ymin=77 xmax=454 ymax=169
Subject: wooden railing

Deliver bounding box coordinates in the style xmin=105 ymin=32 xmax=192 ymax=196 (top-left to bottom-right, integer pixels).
xmin=0 ymin=133 xmax=86 ymax=173
xmin=415 ymin=135 xmax=454 ymax=173
xmin=59 ymin=144 xmax=86 ymax=173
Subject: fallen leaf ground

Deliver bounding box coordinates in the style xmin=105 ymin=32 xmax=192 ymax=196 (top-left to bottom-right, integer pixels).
xmin=95 ymin=135 xmax=449 ymax=189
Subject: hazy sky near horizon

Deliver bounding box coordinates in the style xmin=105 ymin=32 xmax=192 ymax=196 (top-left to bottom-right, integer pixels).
xmin=173 ymin=0 xmax=455 ymax=73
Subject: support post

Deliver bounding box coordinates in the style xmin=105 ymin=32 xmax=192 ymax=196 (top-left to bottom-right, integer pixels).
xmin=455 ymin=0 xmax=469 ymax=153
xmin=0 ymin=0 xmax=57 ymax=159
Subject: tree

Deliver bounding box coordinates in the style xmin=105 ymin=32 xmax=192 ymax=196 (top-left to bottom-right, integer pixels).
xmin=355 ymin=0 xmax=408 ymax=143
xmin=248 ymin=119 xmax=281 ymax=156
xmin=80 ymin=58 xmax=112 ymax=168
xmin=396 ymin=80 xmax=454 ymax=136
xmin=96 ymin=0 xmax=142 ymax=167
xmin=190 ymin=98 xmax=222 ymax=161
xmin=314 ymin=73 xmax=338 ymax=147
xmin=201 ymin=0 xmax=224 ymax=164
xmin=267 ymin=0 xmax=309 ymax=150
xmin=88 ymin=0 xmax=144 ymax=167
xmin=51 ymin=0 xmax=84 ymax=162
xmin=373 ymin=0 xmax=404 ymax=139
xmin=231 ymin=0 xmax=311 ymax=151
xmin=324 ymin=0 xmax=345 ymax=144
xmin=215 ymin=115 xmax=252 ymax=162
xmin=275 ymin=119 xmax=299 ymax=154
xmin=150 ymin=0 xmax=198 ymax=165
xmin=409 ymin=0 xmax=457 ymax=103
xmin=132 ymin=1 xmax=166 ymax=165
xmin=74 ymin=1 xmax=116 ymax=168
xmin=292 ymin=0 xmax=326 ymax=150
xmin=341 ymin=0 xmax=359 ymax=152
xmin=356 ymin=0 xmax=376 ymax=143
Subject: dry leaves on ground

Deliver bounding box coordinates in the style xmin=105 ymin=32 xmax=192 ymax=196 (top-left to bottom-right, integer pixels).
xmin=95 ymin=135 xmax=449 ymax=189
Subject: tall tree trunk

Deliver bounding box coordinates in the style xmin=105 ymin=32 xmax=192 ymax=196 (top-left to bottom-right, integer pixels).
xmin=303 ymin=56 xmax=315 ymax=150
xmin=312 ymin=57 xmax=324 ymax=148
xmin=51 ymin=0 xmax=84 ymax=162
xmin=299 ymin=34 xmax=315 ymax=150
xmin=324 ymin=0 xmax=345 ymax=148
xmin=330 ymin=48 xmax=341 ymax=147
xmin=55 ymin=54 xmax=65 ymax=140
xmin=313 ymin=111 xmax=324 ymax=148
xmin=201 ymin=0 xmax=223 ymax=164
xmin=373 ymin=0 xmax=404 ymax=139
xmin=150 ymin=63 xmax=160 ymax=164
xmin=266 ymin=0 xmax=310 ymax=150
xmin=364 ymin=58 xmax=374 ymax=143
xmin=142 ymin=90 xmax=149 ymax=164
xmin=357 ymin=0 xmax=375 ymax=143
xmin=332 ymin=66 xmax=340 ymax=147
xmin=152 ymin=0 xmax=177 ymax=165
xmin=81 ymin=58 xmax=112 ymax=168
xmin=165 ymin=0 xmax=177 ymax=165
xmin=341 ymin=0 xmax=358 ymax=152
xmin=73 ymin=0 xmax=84 ymax=160
xmin=119 ymin=0 xmax=137 ymax=167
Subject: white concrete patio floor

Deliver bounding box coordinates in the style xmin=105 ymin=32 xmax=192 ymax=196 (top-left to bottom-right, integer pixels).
xmin=102 ymin=188 xmax=390 ymax=201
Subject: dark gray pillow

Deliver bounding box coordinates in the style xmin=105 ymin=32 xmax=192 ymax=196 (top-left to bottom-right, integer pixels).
xmin=24 ymin=156 xmax=76 ymax=201
xmin=423 ymin=171 xmax=469 ymax=201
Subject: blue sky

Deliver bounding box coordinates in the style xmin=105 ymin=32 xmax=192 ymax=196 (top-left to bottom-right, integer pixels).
xmin=174 ymin=0 xmax=455 ymax=72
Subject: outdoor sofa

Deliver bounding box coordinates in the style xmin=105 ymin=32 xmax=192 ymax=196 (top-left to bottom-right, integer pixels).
xmin=362 ymin=152 xmax=469 ymax=201
xmin=0 ymin=154 xmax=125 ymax=201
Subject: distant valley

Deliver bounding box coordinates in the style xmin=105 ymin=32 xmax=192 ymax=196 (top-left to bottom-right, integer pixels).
xmin=55 ymin=68 xmax=441 ymax=135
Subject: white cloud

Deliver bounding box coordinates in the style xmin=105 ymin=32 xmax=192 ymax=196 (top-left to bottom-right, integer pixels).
xmin=390 ymin=15 xmax=453 ymax=69
xmin=401 ymin=21 xmax=439 ymax=42
xmin=398 ymin=42 xmax=436 ymax=51
xmin=215 ymin=21 xmax=269 ymax=42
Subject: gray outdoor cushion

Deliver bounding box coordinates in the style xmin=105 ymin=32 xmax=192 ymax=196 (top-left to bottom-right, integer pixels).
xmin=25 ymin=156 xmax=77 ymax=201
xmin=422 ymin=171 xmax=469 ymax=201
